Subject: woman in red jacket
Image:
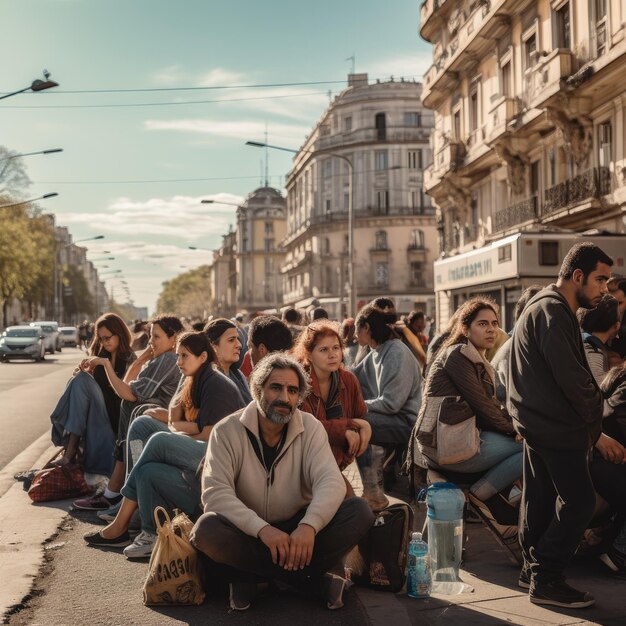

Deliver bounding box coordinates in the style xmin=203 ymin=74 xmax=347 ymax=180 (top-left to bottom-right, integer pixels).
xmin=293 ymin=320 xmax=371 ymax=492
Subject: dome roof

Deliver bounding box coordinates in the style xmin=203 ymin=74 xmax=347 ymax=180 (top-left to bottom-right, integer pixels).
xmin=242 ymin=186 xmax=285 ymax=208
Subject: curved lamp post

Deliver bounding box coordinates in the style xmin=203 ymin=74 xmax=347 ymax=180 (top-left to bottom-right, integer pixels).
xmin=0 ymin=192 xmax=58 ymax=209
xmin=0 ymin=72 xmax=59 ymax=101
xmin=246 ymin=140 xmax=356 ymax=317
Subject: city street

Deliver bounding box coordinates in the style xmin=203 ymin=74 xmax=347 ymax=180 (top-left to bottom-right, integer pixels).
xmin=0 ymin=352 xmax=624 ymax=624
xmin=0 ymin=348 xmax=81 ymax=473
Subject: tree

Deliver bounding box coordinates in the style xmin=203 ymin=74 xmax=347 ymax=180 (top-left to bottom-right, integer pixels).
xmin=0 ymin=146 xmax=31 ymax=198
xmin=62 ymin=265 xmax=95 ymax=322
xmin=156 ymin=266 xmax=212 ymax=318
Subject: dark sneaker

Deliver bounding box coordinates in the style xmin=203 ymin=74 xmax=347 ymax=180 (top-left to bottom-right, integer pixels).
xmin=229 ymin=582 xmax=256 ymax=611
xmin=84 ymin=528 xmax=131 ymax=548
xmin=322 ymin=573 xmax=346 ymax=610
xmin=73 ymin=493 xmax=121 ymax=511
xmin=518 ymin=564 xmax=531 ymax=590
xmin=530 ymin=579 xmax=594 ymax=609
xmin=599 ymin=547 xmax=626 ymax=573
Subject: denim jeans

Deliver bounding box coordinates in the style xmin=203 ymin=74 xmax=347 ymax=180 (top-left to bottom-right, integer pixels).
xmin=125 ymin=415 xmax=169 ymax=477
xmin=120 ymin=431 xmax=206 ymax=533
xmin=50 ymin=371 xmax=116 ymax=476
xmin=435 ymin=431 xmax=523 ymax=500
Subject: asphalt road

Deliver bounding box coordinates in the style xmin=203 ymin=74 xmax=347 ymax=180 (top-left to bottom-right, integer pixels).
xmin=0 ymin=347 xmax=82 ymax=470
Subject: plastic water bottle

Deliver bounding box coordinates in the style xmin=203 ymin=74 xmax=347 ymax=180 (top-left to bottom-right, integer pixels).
xmin=406 ymin=532 xmax=431 ymax=599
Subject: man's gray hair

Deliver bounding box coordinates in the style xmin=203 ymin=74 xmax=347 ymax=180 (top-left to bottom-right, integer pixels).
xmin=249 ymin=352 xmax=311 ymax=405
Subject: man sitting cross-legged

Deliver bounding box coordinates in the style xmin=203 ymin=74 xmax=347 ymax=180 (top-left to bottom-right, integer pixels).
xmin=190 ymin=352 xmax=374 ymax=611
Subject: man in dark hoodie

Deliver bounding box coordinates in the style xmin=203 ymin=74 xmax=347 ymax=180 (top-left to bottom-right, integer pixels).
xmin=508 ymin=242 xmax=617 ymax=609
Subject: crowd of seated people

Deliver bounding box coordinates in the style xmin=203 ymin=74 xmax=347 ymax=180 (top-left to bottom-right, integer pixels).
xmin=43 ymin=267 xmax=626 ymax=611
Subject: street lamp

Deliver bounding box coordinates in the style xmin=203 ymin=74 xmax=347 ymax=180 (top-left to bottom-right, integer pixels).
xmin=0 ymin=192 xmax=58 ymax=209
xmin=0 ymin=148 xmax=63 ymax=180
xmin=246 ymin=140 xmax=356 ymax=317
xmin=188 ymin=246 xmax=213 ymax=252
xmin=201 ymin=199 xmax=241 ymax=206
xmin=0 ymin=72 xmax=59 ymax=101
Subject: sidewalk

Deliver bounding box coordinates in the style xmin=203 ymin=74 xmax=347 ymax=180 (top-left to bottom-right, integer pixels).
xmin=2 ymin=453 xmax=625 ymax=625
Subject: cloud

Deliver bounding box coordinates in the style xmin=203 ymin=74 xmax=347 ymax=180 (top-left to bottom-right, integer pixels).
xmin=198 ymin=68 xmax=248 ymax=87
xmin=56 ymin=193 xmax=244 ymax=240
xmin=144 ymin=118 xmax=310 ymax=147
xmin=152 ymin=65 xmax=185 ymax=85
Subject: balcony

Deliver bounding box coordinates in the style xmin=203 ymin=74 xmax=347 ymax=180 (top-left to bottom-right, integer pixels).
xmin=493 ymin=196 xmax=538 ymax=232
xmin=486 ymin=96 xmax=521 ymax=143
xmin=523 ymin=49 xmax=575 ymax=111
xmin=314 ymin=126 xmax=430 ymax=151
xmin=420 ymin=0 xmax=450 ymax=41
xmin=422 ymin=4 xmax=511 ymax=109
xmin=431 ymin=139 xmax=466 ymax=179
xmin=541 ymin=167 xmax=611 ymax=218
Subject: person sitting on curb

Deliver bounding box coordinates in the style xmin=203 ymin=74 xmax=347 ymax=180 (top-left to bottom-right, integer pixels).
xmin=190 ymin=352 xmax=374 ymax=611
xmin=83 ymin=331 xmax=246 ymax=558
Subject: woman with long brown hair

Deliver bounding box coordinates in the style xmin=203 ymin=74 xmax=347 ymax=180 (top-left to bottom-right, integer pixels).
xmin=85 ymin=331 xmax=246 ymax=559
xmin=50 ymin=313 xmax=135 ymax=475
xmin=293 ymin=320 xmax=371 ymax=476
xmin=414 ymin=297 xmax=521 ymax=536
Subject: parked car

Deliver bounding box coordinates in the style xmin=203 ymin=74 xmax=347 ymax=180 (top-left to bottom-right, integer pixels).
xmin=30 ymin=321 xmax=62 ymax=352
xmin=59 ymin=326 xmax=79 ymax=347
xmin=0 ymin=326 xmax=46 ymax=362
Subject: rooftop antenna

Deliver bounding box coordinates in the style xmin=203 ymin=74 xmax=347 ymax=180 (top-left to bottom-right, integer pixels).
xmin=264 ymin=123 xmax=269 ymax=187
xmin=346 ymin=54 xmax=355 ymax=75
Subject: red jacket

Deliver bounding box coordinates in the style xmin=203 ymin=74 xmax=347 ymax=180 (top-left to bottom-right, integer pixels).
xmin=301 ymin=367 xmax=367 ymax=469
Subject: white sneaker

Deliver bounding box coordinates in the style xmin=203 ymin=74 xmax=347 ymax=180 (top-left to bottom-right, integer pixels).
xmin=123 ymin=530 xmax=156 ymax=560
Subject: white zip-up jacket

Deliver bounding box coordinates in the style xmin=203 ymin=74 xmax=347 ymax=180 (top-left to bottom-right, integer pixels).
xmin=200 ymin=401 xmax=346 ymax=538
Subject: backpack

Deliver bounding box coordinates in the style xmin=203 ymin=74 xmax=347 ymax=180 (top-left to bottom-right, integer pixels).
xmin=354 ymin=502 xmax=414 ymax=592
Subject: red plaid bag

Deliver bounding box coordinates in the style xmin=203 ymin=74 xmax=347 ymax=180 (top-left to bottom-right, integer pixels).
xmin=27 ymin=463 xmax=91 ymax=503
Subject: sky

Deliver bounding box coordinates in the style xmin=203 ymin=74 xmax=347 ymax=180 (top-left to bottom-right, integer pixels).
xmin=1 ymin=0 xmax=432 ymax=314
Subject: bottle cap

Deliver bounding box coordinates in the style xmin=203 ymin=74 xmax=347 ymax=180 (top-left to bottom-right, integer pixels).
xmin=412 ymin=532 xmax=422 ymax=540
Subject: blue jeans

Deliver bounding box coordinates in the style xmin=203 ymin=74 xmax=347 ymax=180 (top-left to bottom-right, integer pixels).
xmin=126 ymin=415 xmax=169 ymax=476
xmin=50 ymin=372 xmax=116 ymax=476
xmin=436 ymin=431 xmax=523 ymax=500
xmin=120 ymin=431 xmax=206 ymax=533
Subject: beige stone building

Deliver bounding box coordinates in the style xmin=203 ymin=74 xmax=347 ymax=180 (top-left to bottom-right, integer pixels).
xmin=420 ymin=0 xmax=626 ymax=328
xmin=236 ymin=187 xmax=287 ymax=313
xmin=282 ymin=73 xmax=438 ymax=319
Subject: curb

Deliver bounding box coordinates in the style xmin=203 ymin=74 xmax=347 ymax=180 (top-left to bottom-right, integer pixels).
xmin=0 ymin=441 xmax=72 ymax=620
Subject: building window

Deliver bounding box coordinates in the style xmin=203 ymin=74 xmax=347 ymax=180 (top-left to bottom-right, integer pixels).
xmin=410 ymin=262 xmax=424 ymax=287
xmin=404 ymin=112 xmax=422 ymax=126
xmin=555 ymin=2 xmax=571 ymax=49
xmin=375 ymin=230 xmax=388 ymax=250
xmin=453 ymin=108 xmax=462 ymax=139
xmin=409 ymin=229 xmax=425 ymax=249
xmin=524 ymin=33 xmax=537 ymax=70
xmin=539 ymin=241 xmax=559 ymax=266
xmin=323 ymin=159 xmax=332 ymax=178
xmin=469 ymin=82 xmax=479 ymax=132
xmin=375 ymin=262 xmax=389 ymax=288
xmin=264 ymin=238 xmax=275 ymax=252
xmin=593 ymin=0 xmax=608 ymax=57
xmin=598 ymin=121 xmax=612 ymax=167
xmin=498 ymin=244 xmax=512 ymax=263
xmin=325 ymin=199 xmax=331 ymax=213
xmin=375 ymin=113 xmax=386 ymax=140
xmin=408 ymin=149 xmax=423 ymax=169
xmin=265 ymin=258 xmax=272 ymax=274
xmin=375 ymin=150 xmax=388 ymax=171
xmin=500 ymin=60 xmax=512 ymax=97
xmin=410 ymin=190 xmax=418 ymax=209
xmin=322 ymin=237 xmax=331 ymax=254
xmin=343 ymin=116 xmax=352 ymax=132
xmin=376 ymin=190 xmax=389 ymax=213
xmin=530 ymin=161 xmax=540 ymax=198
xmin=264 ymin=221 xmax=273 ymax=235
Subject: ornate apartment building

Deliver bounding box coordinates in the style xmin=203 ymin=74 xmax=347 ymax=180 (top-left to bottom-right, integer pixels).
xmin=235 ymin=186 xmax=287 ymax=313
xmin=420 ymin=0 xmax=626 ymax=327
xmin=210 ymin=228 xmax=237 ymax=319
xmin=282 ymin=73 xmax=438 ymax=318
